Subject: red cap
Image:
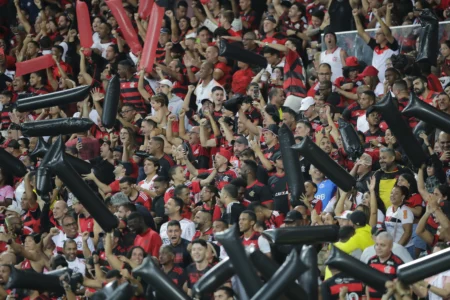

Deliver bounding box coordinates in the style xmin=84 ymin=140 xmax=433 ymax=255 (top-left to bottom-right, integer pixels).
xmin=345 ymin=56 xmax=359 ymax=67
xmin=360 ymin=66 xmax=379 ymax=78
xmin=217 ymin=148 xmax=232 ymax=161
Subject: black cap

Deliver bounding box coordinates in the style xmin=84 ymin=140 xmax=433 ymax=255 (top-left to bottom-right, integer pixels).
xmin=366 ymin=106 xmax=377 ymax=117
xmin=271 ymin=151 xmax=282 ymax=162
xmin=264 ymin=15 xmax=277 ymax=24
xmin=201 ymin=98 xmax=212 ymax=105
xmin=284 ymin=210 xmax=302 ymax=222
xmin=371 ymin=224 xmax=386 ymax=236
xmin=117 ymin=161 xmax=133 ymax=176
xmin=263 ymin=124 xmax=279 ymax=136
xmin=113 ymin=146 xmax=123 ymax=153
xmin=349 ymin=210 xmax=367 ymax=227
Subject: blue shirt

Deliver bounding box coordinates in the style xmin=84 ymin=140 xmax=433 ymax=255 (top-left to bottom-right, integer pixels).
xmin=315 ymin=179 xmax=337 ymax=210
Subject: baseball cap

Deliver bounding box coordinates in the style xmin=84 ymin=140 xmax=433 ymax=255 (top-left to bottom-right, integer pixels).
xmin=235 ymin=136 xmax=248 ymax=146
xmin=113 ymin=146 xmax=123 ymax=153
xmin=158 ymin=79 xmax=173 ymax=88
xmin=264 ymin=15 xmax=277 ymax=24
xmin=284 ymin=210 xmax=303 ymax=222
xmin=160 ymin=28 xmax=170 ymax=34
xmin=334 ymin=210 xmax=353 ymax=220
xmin=299 ymin=97 xmax=315 ymax=111
xmin=366 ymin=106 xmax=377 ymax=117
xmin=217 ymin=148 xmax=232 ymax=161
xmin=201 ymin=98 xmax=212 ymax=105
xmin=360 ymin=66 xmax=379 ymax=78
xmin=344 ymin=56 xmax=360 ymax=68
xmin=271 ymin=151 xmax=282 ymax=162
xmin=117 ymin=161 xmax=133 ymax=176
xmin=349 ymin=210 xmax=367 ymax=227
xmin=357 ymin=153 xmax=373 ymax=166
xmin=262 ymin=124 xmax=279 ymax=136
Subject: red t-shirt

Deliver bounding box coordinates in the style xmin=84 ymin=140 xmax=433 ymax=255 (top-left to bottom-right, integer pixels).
xmin=134 ymin=228 xmax=162 ymax=257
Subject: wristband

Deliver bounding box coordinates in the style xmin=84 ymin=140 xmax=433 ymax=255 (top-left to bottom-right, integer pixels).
xmin=7 ymin=238 xmax=12 ymax=245
xmin=427 ymin=284 xmax=432 ymax=290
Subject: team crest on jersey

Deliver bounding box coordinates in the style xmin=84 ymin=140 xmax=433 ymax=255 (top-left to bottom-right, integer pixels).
xmin=384 ymin=266 xmax=392 ymax=273
xmin=249 ymin=191 xmax=255 ymax=197
xmin=333 ymin=57 xmax=337 ymax=62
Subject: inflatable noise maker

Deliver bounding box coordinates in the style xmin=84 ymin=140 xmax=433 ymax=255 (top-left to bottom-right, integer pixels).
xmin=76 ymin=0 xmax=93 ymax=49
xmin=279 ymin=123 xmax=305 ymax=206
xmin=214 ymin=225 xmax=263 ymax=297
xmin=262 ymin=225 xmax=340 ymax=245
xmin=105 ymin=282 xmax=135 ymax=300
xmin=138 ymin=0 xmax=153 ymax=18
xmin=403 ymin=92 xmax=450 ymax=134
xmin=105 ymin=0 xmax=142 ymax=55
xmin=192 ymin=258 xmax=234 ymax=297
xmin=299 ymin=245 xmax=319 ymax=300
xmin=223 ymin=94 xmax=245 ymax=114
xmin=218 ymin=39 xmax=268 ymax=69
xmin=338 ymin=118 xmax=364 ymax=160
xmin=15 ymin=54 xmax=55 ymax=77
xmin=326 ymin=245 xmax=391 ymax=292
xmin=248 ymin=248 xmax=308 ymax=300
xmin=0 ymin=147 xmax=27 ymax=177
xmin=19 ymin=118 xmax=94 ymax=137
xmin=30 ymin=137 xmax=92 ymax=175
xmin=132 ymin=257 xmax=190 ymax=300
xmin=250 ymin=249 xmax=304 ymax=300
xmin=291 ymin=136 xmax=356 ymax=192
xmin=41 ymin=136 xmax=118 ymax=232
xmin=139 ymin=2 xmax=165 ymax=73
xmin=398 ymin=246 xmax=450 ymax=285
xmin=415 ymin=8 xmax=439 ymax=66
xmin=413 ymin=121 xmax=435 ymax=140
xmin=16 ymin=85 xmax=90 ymax=113
xmin=5 ymin=267 xmax=78 ymax=294
xmin=372 ymin=92 xmax=427 ymax=168
xmin=102 ymin=75 xmax=120 ymax=129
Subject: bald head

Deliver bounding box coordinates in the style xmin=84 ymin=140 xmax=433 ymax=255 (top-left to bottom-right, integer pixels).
xmin=53 ymin=200 xmax=68 ymax=220
xmin=439 ymin=132 xmax=450 ymax=151
xmin=375 ymin=232 xmax=393 ymax=259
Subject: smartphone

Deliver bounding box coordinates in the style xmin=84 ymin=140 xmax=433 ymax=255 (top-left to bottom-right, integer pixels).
xmin=77 ymin=137 xmax=82 ymax=143
xmin=253 ymin=86 xmax=259 ymax=98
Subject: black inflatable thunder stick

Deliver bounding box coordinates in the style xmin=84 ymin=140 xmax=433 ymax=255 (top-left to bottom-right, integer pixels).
xmin=279 ymin=123 xmax=305 ymax=206
xmin=16 ymin=85 xmax=90 ymax=112
xmin=372 ymin=92 xmax=427 ymax=168
xmin=292 ymin=136 xmax=356 ymax=191
xmin=42 ymin=136 xmax=118 ymax=232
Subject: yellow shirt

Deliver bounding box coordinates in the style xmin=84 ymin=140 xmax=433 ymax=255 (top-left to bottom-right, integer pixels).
xmin=324 ymin=225 xmax=375 ymax=280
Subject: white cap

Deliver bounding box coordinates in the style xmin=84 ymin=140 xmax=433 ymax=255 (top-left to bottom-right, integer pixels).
xmin=334 ymin=210 xmax=353 ymax=220
xmin=299 ymin=97 xmax=315 ymax=111
xmin=158 ymin=79 xmax=173 ymax=88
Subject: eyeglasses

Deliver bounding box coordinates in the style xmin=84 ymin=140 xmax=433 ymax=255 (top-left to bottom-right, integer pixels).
xmin=63 ymin=222 xmax=77 ymax=228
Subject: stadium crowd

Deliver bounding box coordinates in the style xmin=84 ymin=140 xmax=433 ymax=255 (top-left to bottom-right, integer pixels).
xmin=0 ymin=0 xmax=450 ymax=298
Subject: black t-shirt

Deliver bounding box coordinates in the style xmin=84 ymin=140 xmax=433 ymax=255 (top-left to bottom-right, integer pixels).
xmin=151 ymin=195 xmax=166 ymax=219
xmin=245 ymin=181 xmax=273 ymax=205
xmin=186 ymin=263 xmax=213 ymax=299
xmin=321 ymin=273 xmax=364 ymax=300
xmin=268 ymin=174 xmax=289 ymax=214
xmin=222 ymin=202 xmax=245 ymax=226
xmin=171 ymin=239 xmax=193 ymax=269
xmin=158 ymin=154 xmax=176 ymax=178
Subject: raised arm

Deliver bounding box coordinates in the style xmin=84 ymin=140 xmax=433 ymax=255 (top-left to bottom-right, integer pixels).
xmin=372 ymin=8 xmax=395 ymax=44
xmin=352 ymin=9 xmax=371 ymax=44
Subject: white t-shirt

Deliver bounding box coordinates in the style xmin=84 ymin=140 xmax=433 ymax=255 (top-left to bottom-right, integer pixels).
xmin=385 ymin=205 xmax=414 ymax=248
xmin=194 ymin=80 xmax=222 ymax=111
xmin=160 ymin=218 xmax=196 ymax=245
xmin=67 ymin=257 xmax=86 ymax=275
xmin=360 ymin=242 xmax=413 ymax=264
xmin=138 ymin=175 xmax=158 ymax=192
xmin=91 ymin=41 xmax=113 ymax=58
xmin=73 ymin=109 xmax=100 ymax=125
xmin=320 ymin=47 xmax=343 ymax=82
xmin=52 ymin=232 xmax=95 ymax=256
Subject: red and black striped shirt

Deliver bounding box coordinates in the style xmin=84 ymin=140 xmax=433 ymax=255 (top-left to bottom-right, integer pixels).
xmin=120 ymin=75 xmax=153 ymax=115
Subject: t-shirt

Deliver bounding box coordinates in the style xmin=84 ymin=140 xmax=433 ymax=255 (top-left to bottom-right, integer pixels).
xmin=159 ymin=219 xmax=196 ymax=245
xmin=52 ymin=232 xmax=95 ymax=258
xmin=134 ymin=228 xmax=162 ymax=257
xmin=315 ymin=179 xmax=337 ymax=210
xmin=385 ymin=205 xmax=414 ymax=248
